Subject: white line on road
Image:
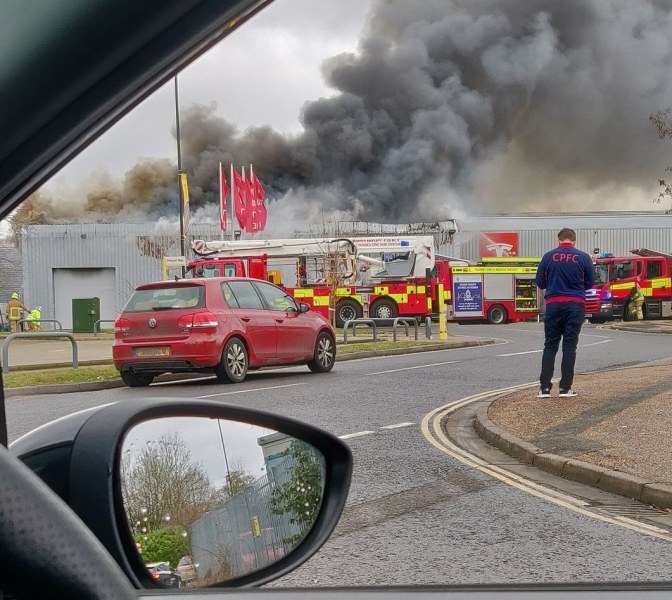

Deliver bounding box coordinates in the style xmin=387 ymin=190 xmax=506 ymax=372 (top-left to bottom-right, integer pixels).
xmin=496 ymin=349 xmax=542 ymax=357
xmin=197 ymin=382 xmax=307 ymax=399
xmin=380 ymin=422 xmax=415 ymax=429
xmin=496 ymin=338 xmax=612 ymax=357
xmin=339 ymin=430 xmax=376 ymax=440
xmin=368 ymin=361 xmax=459 ymax=375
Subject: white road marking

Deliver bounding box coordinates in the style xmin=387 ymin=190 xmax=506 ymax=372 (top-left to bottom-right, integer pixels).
xmin=496 ymin=338 xmax=612 ymax=357
xmin=496 ymin=349 xmax=542 ymax=357
xmin=580 ymin=339 xmax=613 ymax=348
xmin=197 ymin=382 xmax=307 ymax=399
xmin=339 ymin=430 xmax=375 ymax=440
xmin=380 ymin=422 xmax=415 ymax=429
xmin=368 ymin=361 xmax=459 ymax=375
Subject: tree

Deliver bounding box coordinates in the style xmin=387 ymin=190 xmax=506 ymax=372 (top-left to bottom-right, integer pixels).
xmin=121 ymin=432 xmax=221 ymax=535
xmin=270 ymin=441 xmax=324 ymax=546
xmin=650 ymin=109 xmax=672 ymax=212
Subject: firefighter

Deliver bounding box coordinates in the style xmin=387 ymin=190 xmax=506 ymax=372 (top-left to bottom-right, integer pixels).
xmin=5 ymin=292 xmax=28 ymax=333
xmin=26 ymin=305 xmax=44 ymax=331
xmin=626 ymin=284 xmax=645 ymax=321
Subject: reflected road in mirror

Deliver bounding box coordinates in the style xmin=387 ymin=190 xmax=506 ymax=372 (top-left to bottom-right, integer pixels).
xmin=120 ymin=416 xmax=326 ymax=587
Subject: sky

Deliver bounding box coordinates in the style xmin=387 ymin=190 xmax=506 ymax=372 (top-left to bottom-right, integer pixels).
xmin=48 ymin=0 xmax=374 ymax=185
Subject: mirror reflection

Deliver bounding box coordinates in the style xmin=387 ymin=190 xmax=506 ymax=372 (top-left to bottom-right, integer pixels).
xmin=119 ymin=417 xmax=326 ymax=587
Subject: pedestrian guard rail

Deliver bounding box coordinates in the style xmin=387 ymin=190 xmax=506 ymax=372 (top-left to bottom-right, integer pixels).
xmin=342 ymin=317 xmax=422 ymax=344
xmin=2 ymin=332 xmax=79 ymax=374
xmin=94 ymin=319 xmax=117 ymax=337
xmin=17 ymin=319 xmax=63 ymax=331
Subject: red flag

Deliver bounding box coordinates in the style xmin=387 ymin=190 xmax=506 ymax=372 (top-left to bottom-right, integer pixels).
xmin=245 ymin=171 xmax=257 ymax=232
xmin=232 ymin=168 xmax=247 ymax=229
xmin=251 ymin=171 xmax=267 ymax=231
xmin=219 ymin=163 xmax=229 ymax=232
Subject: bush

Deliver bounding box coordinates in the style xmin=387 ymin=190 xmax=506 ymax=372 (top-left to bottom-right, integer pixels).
xmin=135 ymin=526 xmax=190 ymax=567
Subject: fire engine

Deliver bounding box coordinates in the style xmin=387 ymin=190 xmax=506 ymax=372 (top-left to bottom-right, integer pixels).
xmin=187 ymin=238 xmax=541 ymax=326
xmin=586 ymin=249 xmax=672 ymax=321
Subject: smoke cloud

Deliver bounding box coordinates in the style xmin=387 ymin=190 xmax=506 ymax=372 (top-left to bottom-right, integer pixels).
xmin=23 ymin=0 xmax=672 ymax=228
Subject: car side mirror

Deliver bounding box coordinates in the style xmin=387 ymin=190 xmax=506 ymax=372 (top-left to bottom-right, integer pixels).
xmin=10 ymin=399 xmax=352 ymax=589
xmin=299 ymin=302 xmax=310 ymax=314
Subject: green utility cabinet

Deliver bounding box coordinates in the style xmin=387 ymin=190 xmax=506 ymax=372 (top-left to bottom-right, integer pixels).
xmin=72 ymin=297 xmax=100 ymax=333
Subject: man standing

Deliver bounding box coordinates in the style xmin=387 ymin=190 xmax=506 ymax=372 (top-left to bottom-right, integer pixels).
xmin=536 ymin=228 xmax=595 ymax=398
xmin=5 ymin=292 xmax=28 ymax=333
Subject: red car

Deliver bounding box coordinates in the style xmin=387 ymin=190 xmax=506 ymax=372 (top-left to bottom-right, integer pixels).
xmin=112 ymin=277 xmax=336 ymax=387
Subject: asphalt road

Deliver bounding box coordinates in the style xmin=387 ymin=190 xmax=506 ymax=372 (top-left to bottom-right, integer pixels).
xmin=7 ymin=323 xmax=672 ymax=585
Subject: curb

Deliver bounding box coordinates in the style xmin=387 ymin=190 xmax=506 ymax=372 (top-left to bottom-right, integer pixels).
xmin=606 ymin=324 xmax=672 ymax=334
xmin=5 ymin=337 xmax=496 ymax=398
xmin=473 ymin=399 xmax=672 ymax=511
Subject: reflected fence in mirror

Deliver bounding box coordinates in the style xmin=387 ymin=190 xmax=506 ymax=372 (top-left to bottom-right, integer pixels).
xmin=119 ymin=416 xmax=326 ymax=587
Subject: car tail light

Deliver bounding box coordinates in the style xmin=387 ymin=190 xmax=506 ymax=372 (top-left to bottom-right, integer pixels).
xmin=150 ymin=572 xmax=160 ymax=581
xmin=114 ymin=317 xmax=131 ymax=332
xmin=177 ymin=312 xmax=219 ymax=330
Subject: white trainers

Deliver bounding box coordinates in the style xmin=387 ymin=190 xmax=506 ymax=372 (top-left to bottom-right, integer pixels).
xmin=559 ymin=389 xmax=577 ymax=397
xmin=537 ymin=388 xmax=551 ymax=398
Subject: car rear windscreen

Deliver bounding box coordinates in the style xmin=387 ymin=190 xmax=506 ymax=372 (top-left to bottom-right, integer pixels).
xmin=123 ymin=286 xmax=205 ymax=312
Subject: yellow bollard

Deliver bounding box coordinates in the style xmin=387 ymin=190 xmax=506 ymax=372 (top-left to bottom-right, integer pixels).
xmin=437 ymin=284 xmax=448 ymax=340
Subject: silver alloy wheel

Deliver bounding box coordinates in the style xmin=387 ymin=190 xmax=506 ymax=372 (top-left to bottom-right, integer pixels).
xmin=226 ymin=341 xmax=246 ymax=377
xmin=317 ymin=335 xmax=334 ymax=368
xmin=376 ymin=305 xmax=393 ymax=319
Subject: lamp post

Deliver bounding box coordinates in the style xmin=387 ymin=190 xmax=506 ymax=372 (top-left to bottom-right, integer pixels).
xmin=175 ymin=76 xmax=186 ymax=276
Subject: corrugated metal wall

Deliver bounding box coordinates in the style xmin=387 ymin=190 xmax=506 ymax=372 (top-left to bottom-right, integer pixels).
xmin=22 ymin=223 xmax=225 ymax=323
xmin=456 ymin=224 xmax=672 ymax=262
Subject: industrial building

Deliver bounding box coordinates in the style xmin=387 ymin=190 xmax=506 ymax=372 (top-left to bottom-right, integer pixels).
xmin=13 ymin=212 xmax=672 ymax=329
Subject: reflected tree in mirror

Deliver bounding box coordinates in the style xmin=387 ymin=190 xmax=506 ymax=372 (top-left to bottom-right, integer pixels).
xmin=120 ymin=418 xmax=326 ymax=588
xmin=270 ymin=440 xmax=325 ymax=546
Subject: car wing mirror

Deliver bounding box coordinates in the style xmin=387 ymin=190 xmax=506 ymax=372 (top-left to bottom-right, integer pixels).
xmin=299 ymin=302 xmax=311 ymax=314
xmin=10 ymin=398 xmax=352 ymax=589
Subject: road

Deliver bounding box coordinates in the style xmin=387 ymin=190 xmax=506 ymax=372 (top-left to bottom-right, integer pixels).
xmin=7 ymin=323 xmax=672 ymax=585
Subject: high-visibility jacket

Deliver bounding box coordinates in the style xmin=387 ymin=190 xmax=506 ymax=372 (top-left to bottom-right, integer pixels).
xmin=26 ymin=309 xmax=41 ymax=322
xmin=6 ymin=299 xmax=27 ymax=321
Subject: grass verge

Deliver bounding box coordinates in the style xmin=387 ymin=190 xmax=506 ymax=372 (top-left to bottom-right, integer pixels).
xmin=3 ymin=365 xmax=120 ymax=388
xmin=2 ymin=340 xmax=443 ymax=388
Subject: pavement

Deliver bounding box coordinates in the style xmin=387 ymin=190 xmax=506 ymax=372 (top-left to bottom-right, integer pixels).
xmin=475 ymin=319 xmax=672 ymax=511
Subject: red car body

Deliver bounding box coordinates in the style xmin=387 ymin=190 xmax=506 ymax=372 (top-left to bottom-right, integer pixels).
xmin=112 ymin=277 xmax=336 ymax=387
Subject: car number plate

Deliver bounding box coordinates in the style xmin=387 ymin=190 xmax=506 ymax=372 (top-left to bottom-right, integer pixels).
xmin=134 ymin=346 xmax=171 ymax=357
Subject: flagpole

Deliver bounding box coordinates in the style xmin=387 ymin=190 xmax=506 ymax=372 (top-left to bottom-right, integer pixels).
xmin=219 ymin=161 xmax=224 ymax=233
xmin=175 ymin=76 xmax=185 ymax=275
xmin=230 ymin=163 xmax=236 ymax=240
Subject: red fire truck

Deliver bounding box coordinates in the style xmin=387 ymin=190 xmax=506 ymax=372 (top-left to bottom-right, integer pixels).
xmin=187 ymin=238 xmax=541 ymax=326
xmin=586 ymin=249 xmax=672 ymax=321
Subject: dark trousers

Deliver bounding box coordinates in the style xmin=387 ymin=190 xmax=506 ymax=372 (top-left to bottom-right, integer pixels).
xmin=540 ymin=302 xmax=585 ymax=390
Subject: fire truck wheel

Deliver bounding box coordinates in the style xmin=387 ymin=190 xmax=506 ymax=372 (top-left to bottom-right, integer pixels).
xmin=487 ymin=305 xmax=507 ymax=325
xmin=370 ymin=298 xmax=398 ymax=320
xmin=308 ymin=331 xmax=336 ymax=373
xmin=120 ymin=370 xmax=154 ymax=388
xmin=335 ymin=299 xmax=363 ymax=328
xmin=215 ymin=337 xmax=249 ymax=383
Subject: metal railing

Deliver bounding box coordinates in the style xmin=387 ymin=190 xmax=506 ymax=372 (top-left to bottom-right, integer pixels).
xmin=342 ymin=317 xmax=424 ymax=343
xmin=17 ymin=319 xmax=63 ymax=331
xmin=2 ymin=332 xmax=78 ymax=374
xmin=342 ymin=319 xmax=378 ymax=343
xmin=391 ymin=317 xmax=419 ymax=342
xmin=94 ymin=319 xmax=117 ymax=337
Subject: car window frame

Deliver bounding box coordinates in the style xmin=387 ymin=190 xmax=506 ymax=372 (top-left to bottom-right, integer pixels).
xmin=226 ymin=279 xmax=266 ymax=310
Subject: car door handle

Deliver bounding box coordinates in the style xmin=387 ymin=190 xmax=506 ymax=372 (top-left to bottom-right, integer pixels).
xmin=275 ymin=318 xmax=284 ymax=323
xmin=241 ymin=317 xmax=251 ymax=322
